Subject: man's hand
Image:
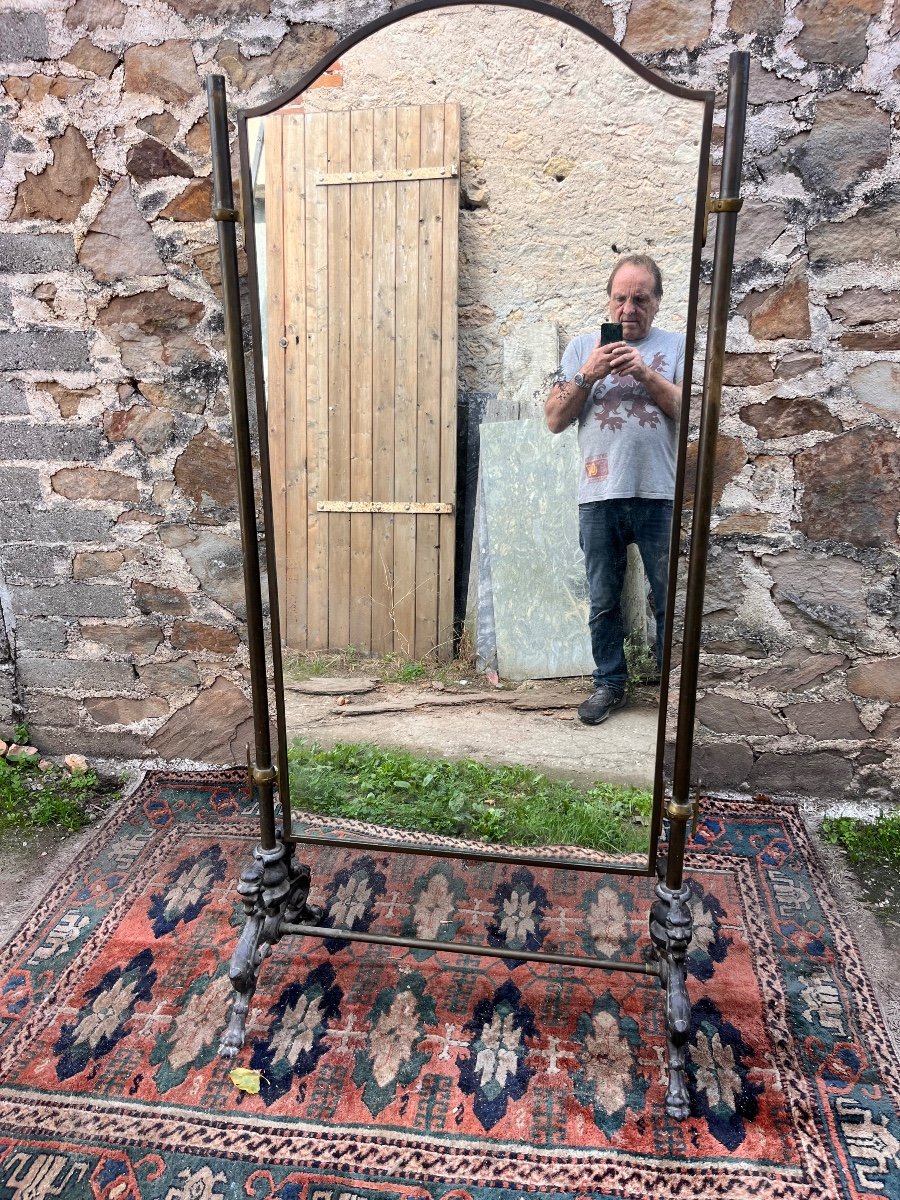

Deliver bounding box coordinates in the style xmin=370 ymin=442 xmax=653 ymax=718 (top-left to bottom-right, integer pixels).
xmin=606 ymin=342 xmax=647 ymax=381
xmin=579 ymin=337 xmax=619 ymax=385
xmin=607 ymin=341 xmax=681 ymax=419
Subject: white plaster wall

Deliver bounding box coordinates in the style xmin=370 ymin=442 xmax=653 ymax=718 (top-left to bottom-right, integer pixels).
xmin=284 ymin=4 xmax=707 ymax=391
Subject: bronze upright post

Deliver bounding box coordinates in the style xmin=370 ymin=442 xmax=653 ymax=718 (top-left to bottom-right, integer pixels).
xmin=650 ymin=49 xmax=749 ymax=1118
xmin=669 ymin=50 xmax=749 ymax=879
xmin=207 ymin=75 xmax=277 ymax=852
xmin=209 ymin=76 xmax=322 ymax=1056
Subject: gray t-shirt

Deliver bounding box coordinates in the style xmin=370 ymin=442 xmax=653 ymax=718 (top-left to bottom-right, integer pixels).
xmin=561 ymin=326 xmax=684 ymax=504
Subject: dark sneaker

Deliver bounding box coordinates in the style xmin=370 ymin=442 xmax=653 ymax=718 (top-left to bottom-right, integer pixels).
xmin=577 ymin=685 xmax=626 ymax=726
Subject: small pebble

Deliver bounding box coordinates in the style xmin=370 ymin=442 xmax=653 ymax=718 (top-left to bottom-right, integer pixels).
xmin=64 ymin=753 xmax=89 ymax=775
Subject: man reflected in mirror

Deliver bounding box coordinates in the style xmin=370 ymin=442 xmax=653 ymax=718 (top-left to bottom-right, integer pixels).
xmin=544 ymin=254 xmax=684 ymax=725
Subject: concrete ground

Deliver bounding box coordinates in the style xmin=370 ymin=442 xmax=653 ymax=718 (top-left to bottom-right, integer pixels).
xmin=1 ymin=681 xmax=897 ymax=1059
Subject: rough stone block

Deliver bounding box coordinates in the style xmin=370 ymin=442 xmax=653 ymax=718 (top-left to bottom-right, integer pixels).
xmin=623 ymin=0 xmax=712 ymax=53
xmin=808 ymin=184 xmax=900 ymax=267
xmin=785 ymin=700 xmax=868 ymax=740
xmin=0 ymin=381 xmax=28 ymax=414
xmin=762 ymin=551 xmax=867 ymax=643
xmin=132 ymin=581 xmax=191 ymax=615
xmin=123 ymin=40 xmax=199 ymax=105
xmin=793 ymin=428 xmax=900 ymax=549
xmin=73 ymin=550 xmax=124 ymax=579
xmin=51 ymin=466 xmax=138 ymax=503
xmin=826 ymin=288 xmax=899 ymax=326
xmin=13 ymin=584 xmax=128 ymax=618
xmin=78 ymin=178 xmax=166 ymax=283
xmin=84 ymin=696 xmax=169 ymax=725
xmin=737 ymin=261 xmax=811 ymax=341
xmin=148 ymin=675 xmax=253 ymax=763
xmin=774 ymin=352 xmax=821 ymax=379
xmin=17 ymin=657 xmax=138 ymax=693
xmin=64 ymin=0 xmax=128 ymax=33
xmin=739 ymin=396 xmax=841 ymax=439
xmin=22 ymin=692 xmax=79 ymax=726
xmin=0 ymin=466 xmax=39 ymax=501
xmin=14 ymin=619 xmax=68 ymax=654
xmin=0 ymin=544 xmax=70 ymax=582
xmin=0 ymin=232 xmax=76 ymax=273
xmin=179 ymin=533 xmax=246 ymax=617
xmin=171 ymin=620 xmax=241 ymax=654
xmin=0 ymin=504 xmax=111 ymax=544
xmin=848 ymin=362 xmax=900 ymax=422
xmin=0 ymin=11 xmax=51 ymax=61
xmin=79 ymin=621 xmax=163 ymax=655
xmin=753 ymin=649 xmax=846 ymax=691
xmin=0 ymin=423 xmax=105 ymax=463
xmin=691 ymin=741 xmax=754 ymax=791
xmin=0 ymin=330 xmax=91 ymax=373
xmin=11 ymin=126 xmax=99 ymax=223
xmin=722 ymin=354 xmax=775 ymax=386
xmin=697 ymin=693 xmax=789 ymax=736
xmin=846 ymin=656 xmax=900 ymax=703
xmin=792 ymin=0 xmax=880 ymax=68
xmin=748 ymin=750 xmax=853 ymax=798
xmin=174 ymin=430 xmax=238 ymax=521
xmin=27 ymin=725 xmax=150 ymax=759
xmin=137 ymin=656 xmax=200 ymax=690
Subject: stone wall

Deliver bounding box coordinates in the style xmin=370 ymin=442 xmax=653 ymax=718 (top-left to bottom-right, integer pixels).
xmin=0 ymin=0 xmax=898 ymax=795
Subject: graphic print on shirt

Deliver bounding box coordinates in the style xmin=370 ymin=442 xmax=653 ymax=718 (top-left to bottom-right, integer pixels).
xmin=592 ymin=351 xmax=669 ymax=432
xmin=584 ymin=455 xmax=609 ymax=480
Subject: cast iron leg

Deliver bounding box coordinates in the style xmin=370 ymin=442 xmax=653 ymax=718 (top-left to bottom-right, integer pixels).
xmin=220 ymin=836 xmax=321 ymax=1056
xmin=650 ymin=856 xmax=693 ymax=1119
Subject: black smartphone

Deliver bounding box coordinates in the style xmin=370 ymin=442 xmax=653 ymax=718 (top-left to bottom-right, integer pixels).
xmin=600 ymin=322 xmax=624 ymax=345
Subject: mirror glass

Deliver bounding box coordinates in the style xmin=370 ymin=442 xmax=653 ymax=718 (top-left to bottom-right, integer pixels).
xmin=243 ymin=3 xmax=709 ymax=869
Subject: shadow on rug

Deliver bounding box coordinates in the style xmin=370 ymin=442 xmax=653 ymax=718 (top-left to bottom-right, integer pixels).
xmin=1 ymin=768 xmax=898 ymax=1199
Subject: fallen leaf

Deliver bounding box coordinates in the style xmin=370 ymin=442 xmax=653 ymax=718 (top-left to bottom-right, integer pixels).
xmin=229 ymin=1067 xmax=263 ymax=1094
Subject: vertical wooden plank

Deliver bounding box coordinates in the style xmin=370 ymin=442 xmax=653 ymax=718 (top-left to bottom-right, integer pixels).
xmin=414 ymin=104 xmax=445 ymax=661
xmin=304 ymin=112 xmax=330 ymax=650
xmin=349 ymin=109 xmax=374 ymax=652
xmin=263 ymin=116 xmax=287 ymax=642
xmin=370 ymin=107 xmax=397 ymax=655
xmin=326 ymin=110 xmax=351 ymax=651
xmin=437 ymin=103 xmax=460 ymax=659
xmin=282 ymin=113 xmax=307 ymax=649
xmin=392 ymin=106 xmax=421 ymax=658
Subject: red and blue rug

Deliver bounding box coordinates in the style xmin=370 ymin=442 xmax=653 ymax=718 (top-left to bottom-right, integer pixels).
xmin=1 ymin=769 xmax=898 ymax=1198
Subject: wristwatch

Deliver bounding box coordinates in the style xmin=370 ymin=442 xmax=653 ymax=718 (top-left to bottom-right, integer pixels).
xmin=573 ymin=371 xmax=590 ymax=389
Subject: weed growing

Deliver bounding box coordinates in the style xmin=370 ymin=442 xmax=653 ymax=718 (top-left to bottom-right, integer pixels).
xmin=821 ymin=810 xmax=900 ymax=873
xmin=282 ymin=646 xmax=478 ymax=689
xmin=0 ymin=729 xmax=119 ymax=832
xmin=286 ymin=740 xmax=652 ymax=855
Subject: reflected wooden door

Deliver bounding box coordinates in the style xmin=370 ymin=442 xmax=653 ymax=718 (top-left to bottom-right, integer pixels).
xmin=265 ymin=102 xmax=459 ymax=660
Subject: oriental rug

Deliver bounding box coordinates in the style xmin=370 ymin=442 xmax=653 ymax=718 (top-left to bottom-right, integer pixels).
xmin=1 ymin=769 xmax=899 ymax=1200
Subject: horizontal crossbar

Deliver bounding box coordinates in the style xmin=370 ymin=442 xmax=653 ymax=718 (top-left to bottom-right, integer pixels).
xmin=280 ymin=921 xmax=661 ymax=975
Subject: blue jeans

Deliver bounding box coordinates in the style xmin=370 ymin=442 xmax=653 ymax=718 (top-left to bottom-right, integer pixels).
xmin=578 ymin=498 xmax=673 ymax=694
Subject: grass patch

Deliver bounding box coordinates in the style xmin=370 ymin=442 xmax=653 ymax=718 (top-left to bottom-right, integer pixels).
xmin=821 ymin=810 xmax=900 ymax=872
xmin=286 ymin=740 xmax=652 ymax=855
xmin=0 ymin=745 xmax=119 ymax=833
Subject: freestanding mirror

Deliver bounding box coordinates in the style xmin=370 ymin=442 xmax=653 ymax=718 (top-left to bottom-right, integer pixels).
xmin=209 ymin=0 xmax=747 ymax=1120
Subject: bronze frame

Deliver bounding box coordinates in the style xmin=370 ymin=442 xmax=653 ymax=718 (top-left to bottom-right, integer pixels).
xmin=208 ymin=2 xmax=748 ymax=1118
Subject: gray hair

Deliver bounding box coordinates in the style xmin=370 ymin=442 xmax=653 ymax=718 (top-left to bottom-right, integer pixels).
xmin=606 ymin=254 xmax=663 ymax=300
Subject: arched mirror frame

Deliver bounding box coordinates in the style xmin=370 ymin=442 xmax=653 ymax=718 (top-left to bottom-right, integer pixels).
xmin=208 ymin=0 xmax=749 ymax=1118
xmin=234 ymin=0 xmax=715 ymax=877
